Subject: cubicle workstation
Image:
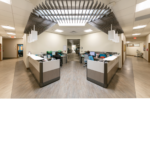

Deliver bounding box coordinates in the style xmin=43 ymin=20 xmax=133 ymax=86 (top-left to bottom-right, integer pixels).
xmin=87 ymin=55 xmax=120 ymax=88
xmin=29 ymin=55 xmax=60 ymax=87
xmin=80 ymin=51 xmax=118 ymax=64
xmin=47 ymin=51 xmax=68 ymax=65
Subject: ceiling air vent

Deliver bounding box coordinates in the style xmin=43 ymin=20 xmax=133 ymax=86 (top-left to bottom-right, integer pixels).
xmin=71 ymin=31 xmax=77 ymax=33
xmin=135 ymin=14 xmax=150 ymax=21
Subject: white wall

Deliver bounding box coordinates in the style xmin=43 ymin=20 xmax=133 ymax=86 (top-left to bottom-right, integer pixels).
xmin=126 ymin=43 xmax=144 ymax=56
xmin=23 ymin=32 xmax=66 ymax=68
xmin=0 ymin=36 xmax=2 ymax=61
xmin=23 ymin=34 xmax=28 ymax=68
xmin=126 ymin=36 xmax=148 ymax=61
xmin=26 ymin=32 xmax=66 ymax=54
xmin=3 ymin=38 xmax=23 ymax=58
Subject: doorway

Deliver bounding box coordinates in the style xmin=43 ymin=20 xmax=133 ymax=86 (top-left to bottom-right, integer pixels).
xmin=17 ymin=44 xmax=23 ymax=58
xmin=0 ymin=44 xmax=1 ymax=61
xmin=148 ymin=43 xmax=150 ymax=62
xmin=122 ymin=41 xmax=124 ymax=66
xmin=67 ymin=39 xmax=80 ymax=62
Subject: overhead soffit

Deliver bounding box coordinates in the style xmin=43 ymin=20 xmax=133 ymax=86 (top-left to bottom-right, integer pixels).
xmin=24 ymin=0 xmax=124 ymax=35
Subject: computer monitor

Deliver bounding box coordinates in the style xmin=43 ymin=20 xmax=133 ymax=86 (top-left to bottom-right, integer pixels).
xmin=52 ymin=51 xmax=56 ymax=55
xmin=90 ymin=51 xmax=95 ymax=56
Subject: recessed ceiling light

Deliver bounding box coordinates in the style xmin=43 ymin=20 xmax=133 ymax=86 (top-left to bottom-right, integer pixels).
xmin=136 ymin=0 xmax=150 ymax=12
xmin=7 ymin=32 xmax=16 ymax=35
xmin=0 ymin=0 xmax=11 ymax=4
xmin=84 ymin=29 xmax=93 ymax=32
xmin=133 ymin=25 xmax=147 ymax=29
xmin=132 ymin=33 xmax=141 ymax=36
xmin=126 ymin=41 xmax=130 ymax=43
xmin=55 ymin=29 xmax=63 ymax=32
xmin=1 ymin=25 xmax=15 ymax=30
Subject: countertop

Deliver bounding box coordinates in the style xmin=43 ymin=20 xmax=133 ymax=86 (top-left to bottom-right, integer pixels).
xmin=103 ymin=55 xmax=120 ymax=61
xmin=28 ymin=54 xmax=44 ymax=60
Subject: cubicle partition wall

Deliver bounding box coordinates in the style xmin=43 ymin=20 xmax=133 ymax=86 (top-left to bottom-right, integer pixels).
xmin=107 ymin=57 xmax=119 ymax=84
xmin=29 ymin=56 xmax=60 ymax=87
xmin=87 ymin=61 xmax=105 ymax=87
xmin=87 ymin=57 xmax=119 ymax=88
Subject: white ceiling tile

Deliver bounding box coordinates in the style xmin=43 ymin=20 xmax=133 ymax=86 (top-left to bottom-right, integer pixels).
xmin=12 ymin=6 xmax=31 ymax=16
xmin=111 ymin=0 xmax=136 ymax=12
xmin=135 ymin=9 xmax=150 ymax=18
xmin=12 ymin=0 xmax=34 ymax=12
xmin=0 ymin=1 xmax=12 ymax=12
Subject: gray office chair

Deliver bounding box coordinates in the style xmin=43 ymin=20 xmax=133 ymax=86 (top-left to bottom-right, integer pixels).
xmin=83 ymin=54 xmax=89 ymax=67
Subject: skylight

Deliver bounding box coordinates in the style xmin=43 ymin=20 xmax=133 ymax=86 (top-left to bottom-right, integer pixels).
xmin=136 ymin=0 xmax=150 ymax=12
xmin=35 ymin=8 xmax=110 ymax=26
xmin=37 ymin=9 xmax=108 ymax=26
xmin=0 ymin=0 xmax=11 ymax=4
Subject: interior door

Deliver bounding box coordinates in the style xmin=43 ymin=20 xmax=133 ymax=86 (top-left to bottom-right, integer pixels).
xmin=0 ymin=44 xmax=1 ymax=61
xmin=122 ymin=41 xmax=124 ymax=66
xmin=148 ymin=43 xmax=150 ymax=62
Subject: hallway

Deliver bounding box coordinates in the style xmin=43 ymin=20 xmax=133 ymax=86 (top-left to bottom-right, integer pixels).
xmin=67 ymin=53 xmax=80 ymax=62
xmin=0 ymin=56 xmax=150 ymax=98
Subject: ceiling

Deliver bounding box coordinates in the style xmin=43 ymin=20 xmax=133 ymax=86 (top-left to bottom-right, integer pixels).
xmin=111 ymin=0 xmax=150 ymax=38
xmin=1 ymin=0 xmax=150 ymax=39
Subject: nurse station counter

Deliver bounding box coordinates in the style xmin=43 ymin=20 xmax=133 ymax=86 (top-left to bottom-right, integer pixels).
xmin=29 ymin=54 xmax=60 ymax=87
xmin=28 ymin=53 xmax=120 ymax=88
xmin=87 ymin=55 xmax=120 ymax=88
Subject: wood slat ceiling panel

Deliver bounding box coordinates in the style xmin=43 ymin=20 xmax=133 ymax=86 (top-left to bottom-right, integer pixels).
xmin=89 ymin=12 xmax=124 ymax=34
xmin=24 ymin=13 xmax=56 ymax=35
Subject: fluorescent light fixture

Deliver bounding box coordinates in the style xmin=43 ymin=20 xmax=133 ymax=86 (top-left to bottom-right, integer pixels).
xmin=0 ymin=0 xmax=11 ymax=4
xmin=7 ymin=32 xmax=16 ymax=35
xmin=133 ymin=25 xmax=147 ymax=29
xmin=126 ymin=41 xmax=130 ymax=43
xmin=84 ymin=29 xmax=93 ymax=32
xmin=136 ymin=0 xmax=150 ymax=12
xmin=59 ymin=23 xmax=86 ymax=26
xmin=55 ymin=29 xmax=63 ymax=32
xmin=132 ymin=33 xmax=141 ymax=36
xmin=1 ymin=25 xmax=15 ymax=30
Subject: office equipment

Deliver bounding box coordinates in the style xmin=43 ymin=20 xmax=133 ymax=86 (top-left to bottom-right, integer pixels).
xmin=47 ymin=55 xmax=51 ymax=59
xmin=52 ymin=51 xmax=56 ymax=55
xmin=53 ymin=53 xmax=63 ymax=66
xmin=90 ymin=51 xmax=96 ymax=56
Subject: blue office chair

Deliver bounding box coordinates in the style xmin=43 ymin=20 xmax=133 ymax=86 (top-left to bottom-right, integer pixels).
xmin=83 ymin=54 xmax=89 ymax=67
xmin=89 ymin=56 xmax=94 ymax=61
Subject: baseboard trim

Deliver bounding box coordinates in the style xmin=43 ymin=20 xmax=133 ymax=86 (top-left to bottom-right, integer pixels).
xmin=127 ymin=55 xmax=135 ymax=56
xmin=3 ymin=57 xmax=17 ymax=59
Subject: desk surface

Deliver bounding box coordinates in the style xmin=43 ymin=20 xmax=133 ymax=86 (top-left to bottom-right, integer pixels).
xmin=103 ymin=55 xmax=119 ymax=61
xmin=28 ymin=54 xmax=44 ymax=60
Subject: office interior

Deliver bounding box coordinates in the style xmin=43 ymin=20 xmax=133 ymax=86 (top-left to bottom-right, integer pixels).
xmin=0 ymin=0 xmax=150 ymax=98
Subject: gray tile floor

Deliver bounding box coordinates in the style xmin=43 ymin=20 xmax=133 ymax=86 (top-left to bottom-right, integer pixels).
xmin=11 ymin=57 xmax=136 ymax=98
